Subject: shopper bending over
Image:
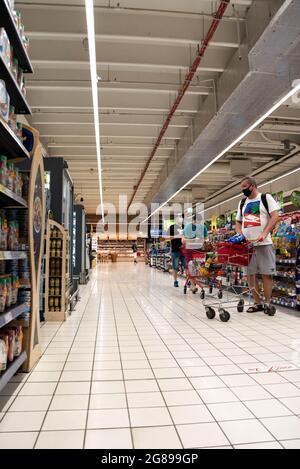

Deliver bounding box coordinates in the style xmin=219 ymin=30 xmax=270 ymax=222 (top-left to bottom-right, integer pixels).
xmin=182 ymin=214 xmax=208 ymax=293
xmin=236 ymin=177 xmax=280 ymax=315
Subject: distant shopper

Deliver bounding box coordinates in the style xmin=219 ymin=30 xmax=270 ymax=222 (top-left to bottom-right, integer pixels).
xmin=163 ymin=215 xmax=185 ymax=287
xmin=236 ymin=177 xmax=280 ymax=315
xmin=182 ymin=214 xmax=208 ymax=292
xmin=132 ymin=241 xmax=138 ymax=264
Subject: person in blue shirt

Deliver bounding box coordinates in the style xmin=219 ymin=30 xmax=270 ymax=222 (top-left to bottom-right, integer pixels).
xmin=182 ymin=214 xmax=208 ymax=292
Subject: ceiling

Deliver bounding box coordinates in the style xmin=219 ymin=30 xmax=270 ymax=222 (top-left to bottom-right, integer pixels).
xmin=16 ymin=0 xmax=253 ymax=214
xmin=173 ymin=102 xmax=300 ymax=212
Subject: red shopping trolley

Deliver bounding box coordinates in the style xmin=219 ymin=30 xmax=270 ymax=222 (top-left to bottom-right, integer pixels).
xmin=183 ymin=242 xmax=258 ymax=322
xmin=183 ymin=246 xmax=228 ymax=322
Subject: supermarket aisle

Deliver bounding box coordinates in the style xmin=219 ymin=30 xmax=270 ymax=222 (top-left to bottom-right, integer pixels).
xmin=1 ymin=263 xmax=300 ymax=449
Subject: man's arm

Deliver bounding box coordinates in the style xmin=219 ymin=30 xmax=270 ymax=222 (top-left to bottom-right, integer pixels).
xmin=236 ymin=220 xmax=243 ymax=235
xmin=256 ymin=211 xmax=280 ymax=243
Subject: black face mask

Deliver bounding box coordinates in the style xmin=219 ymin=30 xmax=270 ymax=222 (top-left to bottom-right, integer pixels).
xmin=242 ymin=186 xmax=253 ymax=197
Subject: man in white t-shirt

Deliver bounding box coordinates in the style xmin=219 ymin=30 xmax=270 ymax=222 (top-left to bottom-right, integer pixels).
xmin=236 ymin=177 xmax=280 ymax=315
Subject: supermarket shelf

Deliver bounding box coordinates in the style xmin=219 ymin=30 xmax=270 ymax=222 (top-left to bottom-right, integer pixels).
xmin=0 ymin=351 xmax=27 ymax=392
xmin=0 ymin=184 xmax=27 ymax=208
xmin=274 ymin=273 xmax=295 ymax=280
xmin=276 ymin=259 xmax=296 ymax=265
xmin=0 ymin=251 xmax=27 ymax=260
xmin=0 ymin=116 xmax=30 ymax=159
xmin=0 ymin=303 xmax=28 ymax=329
xmin=272 ymin=299 xmax=297 ymax=309
xmin=0 ymin=55 xmax=31 ymax=114
xmin=0 ymin=2 xmax=33 ymax=73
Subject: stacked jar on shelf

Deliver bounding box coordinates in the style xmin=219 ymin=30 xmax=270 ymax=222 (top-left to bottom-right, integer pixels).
xmin=0 ymin=155 xmax=23 ymax=194
xmin=49 ymin=228 xmax=63 ymax=313
xmin=0 ymin=324 xmax=23 ymax=375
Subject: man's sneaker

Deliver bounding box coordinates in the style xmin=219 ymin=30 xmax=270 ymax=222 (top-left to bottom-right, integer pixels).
xmin=174 ymin=281 xmax=179 ymax=288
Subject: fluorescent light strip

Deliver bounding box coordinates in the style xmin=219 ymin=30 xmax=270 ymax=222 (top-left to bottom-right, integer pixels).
xmin=85 ymin=0 xmax=104 ymax=221
xmin=203 ymin=166 xmax=300 ymax=214
xmin=144 ymin=82 xmax=300 ymax=222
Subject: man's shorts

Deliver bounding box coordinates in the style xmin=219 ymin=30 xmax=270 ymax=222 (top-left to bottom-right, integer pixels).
xmin=245 ymin=244 xmax=276 ymax=276
xmin=172 ymin=252 xmax=186 ymax=271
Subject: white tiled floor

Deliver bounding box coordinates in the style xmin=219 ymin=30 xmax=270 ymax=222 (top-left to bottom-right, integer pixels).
xmin=1 ymin=263 xmax=300 ymax=449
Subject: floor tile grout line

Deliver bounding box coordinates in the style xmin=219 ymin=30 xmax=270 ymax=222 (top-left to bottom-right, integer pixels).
xmin=124 ymin=282 xmax=234 ymax=448
xmin=150 ymin=283 xmax=300 ymax=388
xmin=118 ymin=281 xmax=185 ymax=449
xmin=150 ymin=273 xmax=300 ymax=430
xmin=140 ymin=281 xmax=265 ymax=373
xmin=129 ymin=282 xmax=286 ymax=446
xmin=32 ymin=277 xmax=98 ymax=449
xmin=160 ymin=277 xmax=300 ymax=353
xmin=142 ymin=268 xmax=300 ymax=445
xmin=82 ymin=274 xmax=104 ymax=449
xmin=111 ymin=281 xmax=147 ymax=449
xmin=153 ymin=282 xmax=295 ymax=370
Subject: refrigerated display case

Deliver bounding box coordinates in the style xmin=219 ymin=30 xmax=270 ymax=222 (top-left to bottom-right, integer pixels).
xmin=73 ymin=204 xmax=88 ymax=284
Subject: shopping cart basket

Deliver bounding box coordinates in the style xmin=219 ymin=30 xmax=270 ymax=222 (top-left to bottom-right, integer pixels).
xmin=183 ymin=248 xmax=229 ymax=321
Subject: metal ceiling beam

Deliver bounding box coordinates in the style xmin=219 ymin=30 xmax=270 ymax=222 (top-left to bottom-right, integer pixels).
xmin=128 ymin=0 xmax=231 ymax=208
xmin=19 ymin=3 xmax=245 ymax=47
xmin=146 ymin=0 xmax=300 ymax=207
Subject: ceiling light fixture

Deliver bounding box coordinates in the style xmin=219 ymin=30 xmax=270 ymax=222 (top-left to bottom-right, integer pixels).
xmin=85 ymin=0 xmax=104 ymax=222
xmin=143 ymin=81 xmax=300 ymax=222
xmin=203 ymin=165 xmax=300 ymax=214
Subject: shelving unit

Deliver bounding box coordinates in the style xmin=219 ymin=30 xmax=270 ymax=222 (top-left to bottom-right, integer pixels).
xmin=0 ymin=116 xmax=30 ymax=159
xmin=0 ymin=303 xmax=29 ymax=329
xmin=0 ymin=183 xmax=28 ymax=207
xmin=0 ymin=251 xmax=27 ymax=260
xmin=0 ymin=1 xmax=33 ymax=73
xmin=0 ymin=351 xmax=27 ymax=392
xmin=0 ymin=54 xmax=31 ymax=114
xmin=97 ymin=239 xmax=145 ymax=262
xmin=45 ymin=219 xmax=70 ymax=322
xmin=0 ymin=0 xmax=43 ymax=389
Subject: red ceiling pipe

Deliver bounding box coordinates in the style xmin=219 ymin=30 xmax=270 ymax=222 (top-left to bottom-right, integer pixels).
xmin=128 ymin=0 xmax=231 ymax=209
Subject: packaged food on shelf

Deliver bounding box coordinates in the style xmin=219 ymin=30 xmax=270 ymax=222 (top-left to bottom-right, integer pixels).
xmin=6 ymin=162 xmax=15 ymax=191
xmin=5 ymin=277 xmax=12 ymax=308
xmin=3 ymin=329 xmax=15 ymax=362
xmin=0 ymin=335 xmax=8 ymax=372
xmin=8 ymin=220 xmax=18 ymax=250
xmin=16 ymin=122 xmax=22 ymax=142
xmin=11 ymin=325 xmax=22 ymax=357
xmin=0 ymin=279 xmax=6 ymax=313
xmin=8 ymin=105 xmax=17 ymax=134
xmin=0 ymin=28 xmax=11 ymax=68
xmin=11 ymin=274 xmax=19 ymax=304
xmin=0 ymin=155 xmax=8 ymax=186
xmin=0 ymin=80 xmax=10 ymax=122
xmin=11 ymin=57 xmax=18 ymax=81
xmin=0 ymin=214 xmax=8 ymax=250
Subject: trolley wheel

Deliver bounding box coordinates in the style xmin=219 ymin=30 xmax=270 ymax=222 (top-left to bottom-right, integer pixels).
xmin=205 ymin=307 xmax=216 ymax=320
xmin=219 ymin=310 xmax=230 ymax=322
xmin=209 ymin=286 xmax=213 ymax=294
xmin=264 ymin=304 xmax=276 ymax=317
xmin=218 ymin=290 xmax=223 ymax=299
xmin=184 ymin=286 xmax=187 ymax=295
xmin=237 ymin=300 xmax=244 ymax=313
xmin=200 ymin=290 xmax=205 ymax=300
xmin=192 ymin=287 xmax=198 ymax=294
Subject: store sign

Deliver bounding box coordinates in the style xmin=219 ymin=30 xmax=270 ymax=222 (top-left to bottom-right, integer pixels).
xmin=272 ymin=191 xmax=284 ymax=209
xmin=33 ymin=167 xmax=43 ymax=275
